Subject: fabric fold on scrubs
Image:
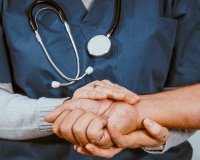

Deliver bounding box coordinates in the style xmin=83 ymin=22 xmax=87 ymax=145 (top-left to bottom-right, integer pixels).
xmin=165 ymin=0 xmax=200 ymax=87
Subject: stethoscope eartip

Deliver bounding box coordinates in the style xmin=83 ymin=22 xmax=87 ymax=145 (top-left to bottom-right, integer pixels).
xmin=85 ymin=67 xmax=94 ymax=75
xmin=52 ymin=81 xmax=60 ymax=88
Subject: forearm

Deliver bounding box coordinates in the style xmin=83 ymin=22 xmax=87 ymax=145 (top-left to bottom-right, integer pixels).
xmin=137 ymin=84 xmax=200 ymax=129
xmin=0 ymin=83 xmax=68 ymax=140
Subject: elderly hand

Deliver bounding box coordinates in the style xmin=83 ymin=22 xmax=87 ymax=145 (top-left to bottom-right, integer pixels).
xmin=45 ymin=99 xmax=114 ymax=147
xmin=71 ymin=80 xmax=140 ymax=105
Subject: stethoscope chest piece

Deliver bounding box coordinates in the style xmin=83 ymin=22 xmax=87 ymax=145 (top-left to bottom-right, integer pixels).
xmin=87 ymin=35 xmax=111 ymax=57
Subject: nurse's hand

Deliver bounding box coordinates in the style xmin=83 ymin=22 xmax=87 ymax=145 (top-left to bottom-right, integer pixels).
xmin=72 ymin=80 xmax=140 ymax=105
xmin=77 ymin=118 xmax=169 ymax=158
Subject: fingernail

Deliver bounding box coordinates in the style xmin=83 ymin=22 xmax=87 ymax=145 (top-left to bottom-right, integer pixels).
xmin=144 ymin=118 xmax=153 ymax=128
xmin=108 ymin=124 xmax=115 ymax=133
xmin=77 ymin=148 xmax=81 ymax=153
xmin=86 ymin=147 xmax=93 ymax=152
xmin=118 ymin=93 xmax=125 ymax=97
xmin=74 ymin=145 xmax=77 ymax=150
xmin=130 ymin=95 xmax=140 ymax=101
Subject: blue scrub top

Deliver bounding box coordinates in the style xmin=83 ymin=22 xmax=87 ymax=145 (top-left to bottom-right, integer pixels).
xmin=0 ymin=0 xmax=200 ymax=159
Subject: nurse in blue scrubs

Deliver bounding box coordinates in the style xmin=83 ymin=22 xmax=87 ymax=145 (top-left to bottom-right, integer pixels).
xmin=1 ymin=0 xmax=200 ymax=160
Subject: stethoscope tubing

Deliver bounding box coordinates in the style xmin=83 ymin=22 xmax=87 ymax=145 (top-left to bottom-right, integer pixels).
xmin=34 ymin=8 xmax=81 ymax=86
xmin=107 ymin=0 xmax=121 ymax=38
xmin=28 ymin=0 xmax=121 ymax=87
xmin=29 ymin=0 xmax=67 ymax=31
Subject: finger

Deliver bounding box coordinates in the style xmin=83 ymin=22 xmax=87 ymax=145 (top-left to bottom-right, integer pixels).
xmin=87 ymin=117 xmax=106 ymax=142
xmin=87 ymin=81 xmax=127 ymax=99
xmin=91 ymin=128 xmax=114 ymax=148
xmin=108 ymin=124 xmax=165 ymax=148
xmin=60 ymin=109 xmax=86 ymax=146
xmin=101 ymin=80 xmax=134 ymax=96
xmin=76 ymin=146 xmax=94 ymax=156
xmin=45 ymin=105 xmax=66 ymax=123
xmin=93 ymin=86 xmax=126 ymax=100
xmin=107 ymin=124 xmax=134 ymax=148
xmin=72 ymin=88 xmax=108 ymax=101
xmin=52 ymin=110 xmax=71 ymax=138
xmin=73 ymin=112 xmax=97 ymax=146
xmin=45 ymin=100 xmax=77 ymax=123
xmin=87 ymin=80 xmax=140 ymax=105
xmin=123 ymin=95 xmax=140 ymax=105
xmin=85 ymin=144 xmax=123 ymax=158
xmin=101 ymin=80 xmax=140 ymax=104
xmin=143 ymin=118 xmax=169 ymax=142
xmin=88 ymin=80 xmax=140 ymax=104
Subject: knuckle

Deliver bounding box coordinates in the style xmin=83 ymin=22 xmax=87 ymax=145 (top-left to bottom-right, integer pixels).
xmin=73 ymin=126 xmax=82 ymax=134
xmin=102 ymin=79 xmax=110 ymax=83
xmin=93 ymin=118 xmax=102 ymax=124
xmin=60 ymin=124 xmax=70 ymax=133
xmin=98 ymin=86 xmax=104 ymax=92
xmin=87 ymin=112 xmax=95 ymax=117
xmin=94 ymin=80 xmax=100 ymax=84
xmin=87 ymin=129 xmax=97 ymax=138
xmin=98 ymin=86 xmax=107 ymax=92
xmin=75 ymin=108 xmax=85 ymax=113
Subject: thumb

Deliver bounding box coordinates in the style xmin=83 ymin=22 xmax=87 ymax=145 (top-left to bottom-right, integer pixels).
xmin=107 ymin=124 xmax=134 ymax=148
xmin=143 ymin=118 xmax=169 ymax=142
xmin=44 ymin=105 xmax=67 ymax=123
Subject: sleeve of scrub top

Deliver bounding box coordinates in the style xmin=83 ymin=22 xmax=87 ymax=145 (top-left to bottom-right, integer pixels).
xmin=0 ymin=83 xmax=69 ymax=140
xmin=165 ymin=0 xmax=200 ymax=86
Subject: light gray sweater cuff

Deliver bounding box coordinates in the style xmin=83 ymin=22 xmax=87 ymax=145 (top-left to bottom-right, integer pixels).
xmin=0 ymin=83 xmax=70 ymax=140
xmin=142 ymin=128 xmax=196 ymax=154
xmin=37 ymin=97 xmax=69 ymax=137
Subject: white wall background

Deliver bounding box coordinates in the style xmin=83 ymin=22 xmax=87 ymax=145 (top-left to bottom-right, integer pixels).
xmin=188 ymin=131 xmax=200 ymax=160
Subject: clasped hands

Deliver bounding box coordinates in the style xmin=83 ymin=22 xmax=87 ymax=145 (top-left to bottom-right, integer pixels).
xmin=45 ymin=80 xmax=169 ymax=158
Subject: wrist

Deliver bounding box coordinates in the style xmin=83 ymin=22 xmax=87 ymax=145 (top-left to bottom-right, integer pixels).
xmin=135 ymin=95 xmax=157 ymax=129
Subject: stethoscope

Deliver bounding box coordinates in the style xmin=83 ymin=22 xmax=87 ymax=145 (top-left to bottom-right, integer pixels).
xmin=28 ymin=0 xmax=121 ymax=88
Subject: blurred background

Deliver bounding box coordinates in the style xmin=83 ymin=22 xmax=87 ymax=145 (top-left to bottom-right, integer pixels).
xmin=188 ymin=131 xmax=200 ymax=160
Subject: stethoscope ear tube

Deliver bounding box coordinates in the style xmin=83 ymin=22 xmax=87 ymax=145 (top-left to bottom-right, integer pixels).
xmin=28 ymin=0 xmax=67 ymax=31
xmin=107 ymin=0 xmax=121 ymax=37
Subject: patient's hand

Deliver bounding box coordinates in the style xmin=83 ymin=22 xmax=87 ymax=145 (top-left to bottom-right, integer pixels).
xmin=45 ymin=99 xmax=139 ymax=149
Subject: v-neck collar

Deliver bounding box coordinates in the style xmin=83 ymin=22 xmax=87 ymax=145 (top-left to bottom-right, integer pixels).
xmin=65 ymin=0 xmax=112 ymax=40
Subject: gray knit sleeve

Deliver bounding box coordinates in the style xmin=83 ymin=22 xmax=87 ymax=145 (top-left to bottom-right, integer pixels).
xmin=0 ymin=83 xmax=69 ymax=140
xmin=143 ymin=129 xmax=196 ymax=154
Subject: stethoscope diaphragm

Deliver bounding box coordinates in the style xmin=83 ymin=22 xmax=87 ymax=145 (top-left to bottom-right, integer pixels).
xmin=87 ymin=35 xmax=111 ymax=57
